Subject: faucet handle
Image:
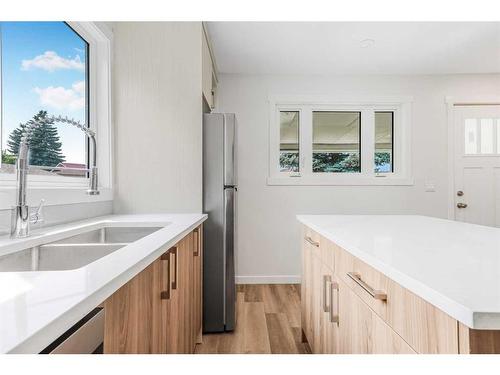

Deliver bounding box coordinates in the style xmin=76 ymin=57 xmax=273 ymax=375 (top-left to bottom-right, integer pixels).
xmin=30 ymin=199 xmax=45 ymax=224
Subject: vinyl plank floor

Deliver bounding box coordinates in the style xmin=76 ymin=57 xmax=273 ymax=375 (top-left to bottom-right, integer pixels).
xmin=265 ymin=313 xmax=298 ymax=354
xmin=195 ymin=284 xmax=310 ymax=354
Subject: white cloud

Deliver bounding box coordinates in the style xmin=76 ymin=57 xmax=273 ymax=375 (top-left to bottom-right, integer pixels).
xmin=72 ymin=81 xmax=85 ymax=95
xmin=33 ymin=81 xmax=85 ymax=111
xmin=21 ymin=51 xmax=85 ymax=72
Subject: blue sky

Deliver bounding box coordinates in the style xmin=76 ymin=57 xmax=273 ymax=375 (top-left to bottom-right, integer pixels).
xmin=1 ymin=22 xmax=87 ymax=164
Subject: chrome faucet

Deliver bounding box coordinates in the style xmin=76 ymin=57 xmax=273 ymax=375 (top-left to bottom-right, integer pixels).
xmin=11 ymin=115 xmax=99 ymax=239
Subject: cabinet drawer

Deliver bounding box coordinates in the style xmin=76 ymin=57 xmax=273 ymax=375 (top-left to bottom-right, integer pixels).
xmin=335 ymin=244 xmax=458 ymax=353
xmin=319 ymin=236 xmax=335 ymax=272
xmin=336 ymin=246 xmax=389 ymax=320
xmin=303 ymin=226 xmax=321 ymax=258
xmin=386 ymin=280 xmax=458 ymax=353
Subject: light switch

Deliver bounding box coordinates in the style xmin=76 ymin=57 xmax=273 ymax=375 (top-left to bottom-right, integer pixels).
xmin=424 ymin=181 xmax=436 ymax=192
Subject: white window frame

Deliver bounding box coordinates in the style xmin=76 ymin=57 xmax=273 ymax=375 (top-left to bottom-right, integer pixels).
xmin=268 ymin=95 xmax=413 ymax=186
xmin=0 ymin=22 xmax=113 ymax=208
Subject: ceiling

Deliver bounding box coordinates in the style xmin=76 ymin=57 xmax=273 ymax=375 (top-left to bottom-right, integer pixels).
xmin=206 ymin=22 xmax=500 ymax=75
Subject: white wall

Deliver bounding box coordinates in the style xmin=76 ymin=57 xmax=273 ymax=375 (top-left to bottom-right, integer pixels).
xmin=216 ymin=73 xmax=500 ymax=283
xmin=0 ymin=201 xmax=112 ymax=235
xmin=112 ymin=22 xmax=203 ymax=213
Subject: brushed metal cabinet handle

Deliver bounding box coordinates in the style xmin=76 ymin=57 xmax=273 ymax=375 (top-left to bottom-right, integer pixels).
xmin=305 ymin=236 xmax=320 ymax=247
xmin=160 ymin=252 xmax=171 ymax=300
xmin=323 ymin=275 xmax=332 ymax=313
xmin=330 ymin=281 xmax=339 ymax=325
xmin=346 ymin=272 xmax=387 ymax=301
xmin=193 ymin=227 xmax=200 ymax=256
xmin=171 ymin=246 xmax=178 ymax=290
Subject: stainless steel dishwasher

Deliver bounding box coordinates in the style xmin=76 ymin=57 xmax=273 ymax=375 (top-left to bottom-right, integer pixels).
xmin=40 ymin=307 xmax=104 ymax=354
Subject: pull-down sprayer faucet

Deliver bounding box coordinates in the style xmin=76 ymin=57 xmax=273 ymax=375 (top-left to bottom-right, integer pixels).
xmin=11 ymin=115 xmax=99 ymax=239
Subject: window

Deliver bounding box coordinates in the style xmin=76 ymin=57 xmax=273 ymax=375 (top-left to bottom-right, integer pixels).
xmin=0 ymin=21 xmax=112 ymax=208
xmin=269 ymin=96 xmax=412 ymax=185
xmin=280 ymin=111 xmax=300 ymax=172
xmin=480 ymin=119 xmax=494 ymax=154
xmin=0 ymin=22 xmax=89 ymax=178
xmin=497 ymin=119 xmax=500 ymax=152
xmin=464 ymin=117 xmax=500 ymax=155
xmin=313 ymin=111 xmax=361 ymax=173
xmin=464 ymin=119 xmax=478 ymax=154
xmin=375 ymin=112 xmax=394 ymax=173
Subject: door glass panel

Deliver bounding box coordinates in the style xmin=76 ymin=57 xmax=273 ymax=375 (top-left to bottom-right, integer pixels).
xmin=312 ymin=111 xmax=361 ymax=173
xmin=497 ymin=119 xmax=500 ymax=154
xmin=279 ymin=111 xmax=299 ymax=172
xmin=480 ymin=119 xmax=494 ymax=154
xmin=464 ymin=119 xmax=478 ymax=155
xmin=374 ymin=112 xmax=393 ymax=173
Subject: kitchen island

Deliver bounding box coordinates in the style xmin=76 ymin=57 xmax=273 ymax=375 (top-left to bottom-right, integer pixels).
xmin=298 ymin=215 xmax=500 ymax=354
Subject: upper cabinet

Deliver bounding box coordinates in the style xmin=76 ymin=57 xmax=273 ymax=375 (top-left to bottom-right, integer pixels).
xmin=202 ymin=26 xmax=217 ymax=110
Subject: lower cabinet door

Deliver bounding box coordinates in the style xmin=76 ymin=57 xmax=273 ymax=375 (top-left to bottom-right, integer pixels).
xmin=310 ymin=253 xmax=323 ymax=353
xmin=165 ymin=231 xmax=199 ymax=354
xmin=301 ymin=231 xmax=314 ymax=344
xmin=170 ymin=234 xmax=193 ymax=353
xmin=338 ymin=278 xmax=415 ymax=354
xmin=186 ymin=231 xmax=195 ymax=352
xmin=193 ymin=226 xmax=203 ymax=344
xmin=103 ymin=229 xmax=203 ymax=354
xmin=104 ymin=256 xmax=163 ymax=354
xmin=319 ymin=267 xmax=341 ymax=354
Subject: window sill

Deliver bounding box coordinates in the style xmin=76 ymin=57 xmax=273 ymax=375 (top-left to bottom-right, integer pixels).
xmin=266 ymin=176 xmax=414 ymax=186
xmin=0 ymin=187 xmax=113 ymax=210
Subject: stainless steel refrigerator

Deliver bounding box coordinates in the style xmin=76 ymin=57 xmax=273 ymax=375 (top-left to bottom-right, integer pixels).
xmin=203 ymin=113 xmax=237 ymax=332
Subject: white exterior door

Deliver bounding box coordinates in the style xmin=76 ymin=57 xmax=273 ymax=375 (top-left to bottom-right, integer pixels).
xmin=453 ymin=106 xmax=500 ymax=227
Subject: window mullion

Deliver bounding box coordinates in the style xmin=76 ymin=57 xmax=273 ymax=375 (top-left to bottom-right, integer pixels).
xmin=361 ymin=108 xmax=375 ymax=176
xmin=300 ymin=106 xmax=313 ymax=177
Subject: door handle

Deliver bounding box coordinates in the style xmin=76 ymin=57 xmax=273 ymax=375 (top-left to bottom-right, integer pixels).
xmin=457 ymin=203 xmax=468 ymax=209
xmin=305 ymin=236 xmax=319 ymax=247
xmin=160 ymin=252 xmax=170 ymax=300
xmin=346 ymin=272 xmax=387 ymax=301
xmin=171 ymin=246 xmax=178 ymax=290
xmin=323 ymin=275 xmax=332 ymax=313
xmin=330 ymin=281 xmax=339 ymax=325
xmin=193 ymin=227 xmax=200 ymax=256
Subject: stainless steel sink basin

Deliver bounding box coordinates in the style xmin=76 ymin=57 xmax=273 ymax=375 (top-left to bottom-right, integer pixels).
xmin=53 ymin=226 xmax=162 ymax=244
xmin=0 ymin=243 xmax=125 ymax=272
xmin=0 ymin=226 xmax=162 ymax=272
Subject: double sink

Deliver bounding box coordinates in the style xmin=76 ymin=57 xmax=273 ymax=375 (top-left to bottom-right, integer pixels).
xmin=0 ymin=226 xmax=161 ymax=272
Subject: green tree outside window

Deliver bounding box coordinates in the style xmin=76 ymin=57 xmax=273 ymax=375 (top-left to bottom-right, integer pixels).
xmin=5 ymin=111 xmax=65 ymax=167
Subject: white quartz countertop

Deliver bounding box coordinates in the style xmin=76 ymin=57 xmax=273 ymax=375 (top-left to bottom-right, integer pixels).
xmin=0 ymin=213 xmax=207 ymax=353
xmin=297 ymin=215 xmax=500 ymax=330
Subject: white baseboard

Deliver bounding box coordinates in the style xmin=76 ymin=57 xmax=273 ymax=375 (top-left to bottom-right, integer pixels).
xmin=235 ymin=275 xmax=301 ymax=284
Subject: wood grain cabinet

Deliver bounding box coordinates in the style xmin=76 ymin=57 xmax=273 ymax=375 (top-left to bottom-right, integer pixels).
xmin=202 ymin=28 xmax=216 ymax=109
xmin=104 ymin=226 xmax=203 ymax=354
xmin=337 ymin=277 xmax=415 ymax=354
xmin=301 ymin=225 xmax=458 ymax=354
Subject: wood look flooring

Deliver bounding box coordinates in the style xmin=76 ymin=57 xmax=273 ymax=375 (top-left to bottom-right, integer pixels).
xmin=195 ymin=284 xmax=311 ymax=354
